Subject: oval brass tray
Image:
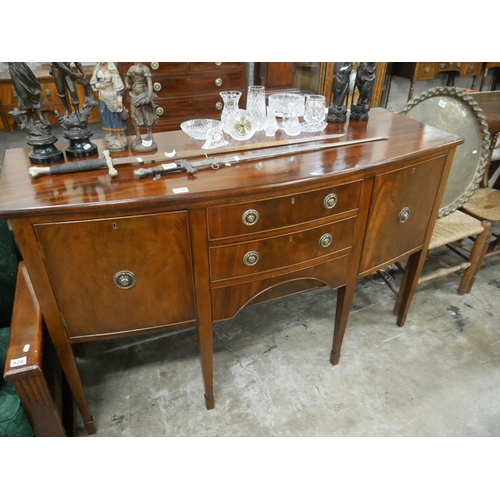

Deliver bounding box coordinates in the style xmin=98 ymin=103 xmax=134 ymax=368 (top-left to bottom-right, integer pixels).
xmin=400 ymin=87 xmax=490 ymax=218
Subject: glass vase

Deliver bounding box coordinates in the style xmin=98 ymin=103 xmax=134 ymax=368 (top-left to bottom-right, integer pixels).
xmin=220 ymin=91 xmax=242 ymax=133
xmin=246 ymin=85 xmax=266 ymax=131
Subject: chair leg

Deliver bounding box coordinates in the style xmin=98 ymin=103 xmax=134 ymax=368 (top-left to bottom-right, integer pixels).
xmin=458 ymin=221 xmax=492 ymax=295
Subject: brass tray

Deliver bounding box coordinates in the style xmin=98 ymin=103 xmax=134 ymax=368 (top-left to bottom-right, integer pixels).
xmin=400 ymin=87 xmax=490 ymax=218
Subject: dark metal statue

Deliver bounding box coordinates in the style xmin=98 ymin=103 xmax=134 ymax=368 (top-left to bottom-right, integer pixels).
xmin=327 ymin=62 xmax=352 ymax=123
xmin=50 ymin=62 xmax=98 ymax=158
xmin=350 ymin=62 xmax=377 ymax=121
xmin=125 ymin=63 xmax=159 ymax=152
xmin=7 ymin=62 xmax=64 ymax=165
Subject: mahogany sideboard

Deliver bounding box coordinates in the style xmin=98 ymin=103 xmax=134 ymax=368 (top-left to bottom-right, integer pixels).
xmin=0 ymin=108 xmax=461 ymax=435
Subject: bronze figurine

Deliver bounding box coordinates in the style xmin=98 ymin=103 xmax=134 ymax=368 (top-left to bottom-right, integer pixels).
xmin=125 ymin=63 xmax=159 ymax=152
xmin=50 ymin=62 xmax=98 ymax=158
xmin=7 ymin=62 xmax=64 ymax=165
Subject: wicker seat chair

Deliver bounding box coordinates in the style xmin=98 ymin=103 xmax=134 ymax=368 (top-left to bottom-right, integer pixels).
xmin=378 ymin=88 xmax=492 ymax=315
xmin=460 ymin=90 xmax=500 ymax=259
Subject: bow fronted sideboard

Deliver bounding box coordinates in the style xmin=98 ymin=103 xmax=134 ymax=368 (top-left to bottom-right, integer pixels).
xmin=0 ymin=108 xmax=462 ymax=434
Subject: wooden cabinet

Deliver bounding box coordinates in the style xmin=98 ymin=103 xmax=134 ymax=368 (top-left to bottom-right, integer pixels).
xmin=117 ymin=62 xmax=246 ymax=132
xmin=0 ymin=64 xmax=100 ymax=131
xmin=390 ymin=62 xmax=483 ymax=100
xmin=0 ymin=108 xmax=461 ymax=435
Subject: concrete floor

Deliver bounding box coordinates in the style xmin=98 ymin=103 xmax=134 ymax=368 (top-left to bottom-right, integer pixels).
xmin=71 ymin=253 xmax=500 ymax=437
xmin=1 ymin=72 xmax=499 ymax=438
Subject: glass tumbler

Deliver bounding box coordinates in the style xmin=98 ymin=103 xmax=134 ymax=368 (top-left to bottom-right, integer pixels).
xmin=304 ymin=94 xmax=326 ymax=124
xmin=246 ymin=85 xmax=266 ymax=131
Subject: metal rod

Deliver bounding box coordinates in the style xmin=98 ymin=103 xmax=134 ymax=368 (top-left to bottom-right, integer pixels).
xmin=134 ymin=135 xmax=389 ymax=179
xmin=114 ymin=132 xmax=348 ymax=167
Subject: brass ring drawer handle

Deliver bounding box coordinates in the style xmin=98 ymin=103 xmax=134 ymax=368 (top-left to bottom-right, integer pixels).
xmin=156 ymin=107 xmax=164 ymax=116
xmin=114 ymin=270 xmax=137 ymax=289
xmin=215 ymin=102 xmax=223 ymax=110
xmin=215 ymin=78 xmax=223 ymax=86
xmin=45 ymin=88 xmax=52 ymax=97
xmin=319 ymin=233 xmax=333 ymax=248
xmin=243 ymin=251 xmax=259 ymax=266
xmin=398 ymin=207 xmax=410 ymax=223
xmin=323 ymin=193 xmax=338 ymax=209
xmin=153 ymin=82 xmax=162 ymax=92
xmin=151 ymin=62 xmax=159 ymax=70
xmin=242 ymin=209 xmax=259 ymax=226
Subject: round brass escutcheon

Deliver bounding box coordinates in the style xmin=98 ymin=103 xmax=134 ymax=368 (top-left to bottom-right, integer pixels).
xmin=243 ymin=251 xmax=259 ymax=266
xmin=398 ymin=207 xmax=411 ymax=223
xmin=113 ymin=270 xmax=137 ymax=290
xmin=319 ymin=233 xmax=333 ymax=248
xmin=215 ymin=62 xmax=222 ymax=66
xmin=215 ymin=78 xmax=223 ymax=86
xmin=150 ymin=62 xmax=159 ymax=70
xmin=153 ymin=82 xmax=162 ymax=92
xmin=215 ymin=102 xmax=223 ymax=110
xmin=156 ymin=107 xmax=164 ymax=116
xmin=242 ymin=209 xmax=259 ymax=226
xmin=45 ymin=88 xmax=52 ymax=97
xmin=323 ymin=193 xmax=338 ymax=209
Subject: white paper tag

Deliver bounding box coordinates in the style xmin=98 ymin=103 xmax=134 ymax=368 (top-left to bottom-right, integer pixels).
xmin=142 ymin=140 xmax=153 ymax=147
xmin=173 ymin=187 xmax=189 ymax=194
xmin=83 ymin=143 xmax=91 ymax=150
xmin=165 ymin=150 xmax=176 ymax=158
xmin=472 ymin=150 xmax=478 ymax=154
xmin=23 ymin=344 xmax=30 ymax=352
xmin=136 ymin=157 xmax=144 ymax=163
xmin=438 ymin=99 xmax=447 ymax=108
xmin=10 ymin=356 xmax=27 ymax=368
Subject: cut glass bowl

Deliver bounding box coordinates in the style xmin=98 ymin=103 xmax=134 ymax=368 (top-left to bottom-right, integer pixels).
xmin=181 ymin=119 xmax=222 ymax=140
xmin=268 ymin=93 xmax=305 ymax=117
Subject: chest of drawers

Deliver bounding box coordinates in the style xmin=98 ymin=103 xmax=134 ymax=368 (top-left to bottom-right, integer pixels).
xmin=0 ymin=108 xmax=462 ymax=434
xmin=117 ymin=62 xmax=246 ymax=132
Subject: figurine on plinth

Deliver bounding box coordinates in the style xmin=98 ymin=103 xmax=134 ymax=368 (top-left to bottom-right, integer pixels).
xmin=125 ymin=63 xmax=158 ymax=152
xmin=50 ymin=62 xmax=98 ymax=158
xmin=90 ymin=63 xmax=128 ymax=152
xmin=327 ymin=62 xmax=352 ymax=123
xmin=350 ymin=62 xmax=377 ymax=121
xmin=7 ymin=62 xmax=64 ymax=165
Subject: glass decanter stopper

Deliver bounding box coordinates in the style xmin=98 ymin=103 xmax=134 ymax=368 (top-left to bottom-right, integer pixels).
xmin=263 ymin=105 xmax=278 ymax=137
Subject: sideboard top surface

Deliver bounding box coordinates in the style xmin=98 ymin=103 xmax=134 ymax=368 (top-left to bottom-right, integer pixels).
xmin=0 ymin=108 xmax=462 ymax=218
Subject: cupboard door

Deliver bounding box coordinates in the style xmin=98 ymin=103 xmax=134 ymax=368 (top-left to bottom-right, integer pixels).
xmin=34 ymin=212 xmax=195 ymax=338
xmin=359 ymin=156 xmax=447 ymax=275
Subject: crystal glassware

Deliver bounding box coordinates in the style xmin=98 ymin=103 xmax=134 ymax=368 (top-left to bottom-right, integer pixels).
xmin=226 ymin=109 xmax=256 ymax=141
xmin=220 ymin=91 xmax=242 ymax=133
xmin=301 ymin=94 xmax=327 ymax=132
xmin=263 ymin=105 xmax=278 ymax=137
xmin=282 ymin=103 xmax=301 ymax=136
xmin=246 ymin=85 xmax=266 ymax=131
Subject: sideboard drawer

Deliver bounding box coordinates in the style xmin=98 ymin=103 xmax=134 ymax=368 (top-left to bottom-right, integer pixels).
xmin=207 ymin=181 xmax=362 ymax=240
xmin=209 ymin=216 xmax=356 ymax=282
